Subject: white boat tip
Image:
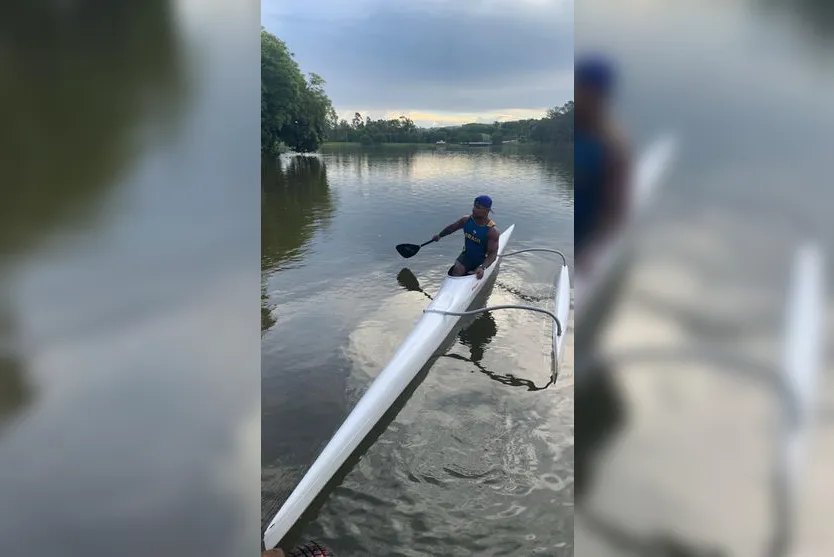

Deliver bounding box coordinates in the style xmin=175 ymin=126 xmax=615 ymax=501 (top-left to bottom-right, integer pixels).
xmin=783 ymin=240 xmax=825 ymax=411
xmin=786 ymin=241 xmax=824 ymax=331
xmin=636 ymin=135 xmax=678 ymax=188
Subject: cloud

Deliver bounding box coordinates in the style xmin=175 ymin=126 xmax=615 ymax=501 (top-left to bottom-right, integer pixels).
xmin=262 ymin=0 xmax=573 ymax=117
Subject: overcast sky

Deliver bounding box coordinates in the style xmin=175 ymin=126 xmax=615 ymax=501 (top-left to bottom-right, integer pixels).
xmin=262 ymin=0 xmax=573 ymax=127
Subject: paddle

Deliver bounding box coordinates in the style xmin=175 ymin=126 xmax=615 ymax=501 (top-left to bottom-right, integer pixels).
xmin=395 ymin=238 xmax=436 ymax=259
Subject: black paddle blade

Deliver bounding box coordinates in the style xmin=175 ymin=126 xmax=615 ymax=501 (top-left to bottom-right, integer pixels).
xmin=396 ymin=268 xmax=422 ymax=291
xmin=396 ymin=243 xmax=420 ymax=258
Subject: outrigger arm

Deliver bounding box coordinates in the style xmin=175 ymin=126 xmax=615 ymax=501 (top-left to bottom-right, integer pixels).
xmin=424 ymin=304 xmax=562 ymax=336
xmin=501 ymin=247 xmax=567 ymax=266
xmin=424 ymin=248 xmax=570 ymax=337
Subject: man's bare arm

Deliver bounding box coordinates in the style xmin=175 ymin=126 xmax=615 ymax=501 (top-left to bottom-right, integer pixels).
xmin=437 ymin=216 xmax=469 ymax=239
xmin=481 ymin=227 xmax=501 ymax=269
xmin=602 ymin=132 xmax=631 ymax=234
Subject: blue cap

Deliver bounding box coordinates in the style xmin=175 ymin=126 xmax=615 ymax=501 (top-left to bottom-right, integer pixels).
xmin=474 ymin=195 xmax=493 ymax=209
xmin=575 ymin=55 xmax=616 ymax=95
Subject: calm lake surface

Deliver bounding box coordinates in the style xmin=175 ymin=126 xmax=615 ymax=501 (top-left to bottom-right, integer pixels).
xmin=261 ymin=145 xmax=574 ymax=555
xmin=0 ymin=4 xmax=262 ymax=556
xmin=575 ymin=1 xmax=834 ymax=555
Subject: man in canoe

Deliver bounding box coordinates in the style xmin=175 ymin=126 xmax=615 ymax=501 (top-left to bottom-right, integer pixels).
xmin=574 ymin=54 xmax=632 ymax=272
xmin=433 ymin=195 xmax=500 ymax=280
xmin=573 ymin=54 xmax=631 ymax=515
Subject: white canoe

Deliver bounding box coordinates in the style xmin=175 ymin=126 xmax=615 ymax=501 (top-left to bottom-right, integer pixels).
xmin=574 ymin=134 xmax=678 ymax=318
xmin=552 ymin=261 xmax=572 ymax=377
xmin=264 ymin=224 xmax=518 ymax=549
xmin=777 ymin=242 xmax=823 ymax=553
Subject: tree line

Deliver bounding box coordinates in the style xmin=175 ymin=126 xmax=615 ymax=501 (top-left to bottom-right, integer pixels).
xmin=261 ymin=29 xmax=572 ymax=153
xmin=261 ymin=29 xmax=336 ymax=154
xmin=326 ymin=102 xmax=572 ymax=147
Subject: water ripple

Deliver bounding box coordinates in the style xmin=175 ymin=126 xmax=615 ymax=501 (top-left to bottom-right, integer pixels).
xmin=263 ymin=148 xmax=573 ymax=555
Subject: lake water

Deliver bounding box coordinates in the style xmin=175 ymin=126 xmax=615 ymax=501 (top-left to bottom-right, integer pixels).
xmin=261 ymin=145 xmax=574 ymax=555
xmin=576 ymin=1 xmax=834 ymax=555
xmin=0 ymin=4 xmax=262 ymax=556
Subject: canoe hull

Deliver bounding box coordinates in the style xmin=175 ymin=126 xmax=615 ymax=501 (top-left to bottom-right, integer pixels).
xmin=574 ymin=135 xmax=678 ymax=352
xmin=552 ymin=262 xmax=572 ymax=379
xmin=263 ymin=224 xmax=516 ymax=549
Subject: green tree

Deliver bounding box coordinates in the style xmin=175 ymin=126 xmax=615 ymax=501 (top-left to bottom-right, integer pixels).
xmin=261 ymin=29 xmax=304 ymax=153
xmin=530 ymin=101 xmax=574 ymax=146
xmin=261 ymin=30 xmax=335 ymax=153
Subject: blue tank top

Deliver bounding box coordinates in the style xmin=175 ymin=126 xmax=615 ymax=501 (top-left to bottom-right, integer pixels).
xmin=463 ymin=217 xmax=495 ymax=263
xmin=574 ymin=131 xmax=608 ymax=250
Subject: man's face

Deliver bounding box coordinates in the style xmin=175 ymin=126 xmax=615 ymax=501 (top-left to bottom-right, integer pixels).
xmin=472 ymin=203 xmax=489 ymax=218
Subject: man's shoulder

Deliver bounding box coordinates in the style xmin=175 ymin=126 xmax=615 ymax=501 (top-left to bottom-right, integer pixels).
xmin=487 ymin=223 xmax=501 ymax=237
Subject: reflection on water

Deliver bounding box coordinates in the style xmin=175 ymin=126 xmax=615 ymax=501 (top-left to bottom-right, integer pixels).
xmin=529 ymin=145 xmax=574 ymax=186
xmin=262 ymin=146 xmax=573 ymax=554
xmin=577 ymin=1 xmax=834 ymax=555
xmin=1 ymin=0 xmax=186 ymax=258
xmin=0 ymin=2 xmax=263 ymax=556
xmin=262 ymin=155 xmax=335 ymax=274
xmin=0 ymin=347 xmax=33 ymax=432
xmin=0 ymin=295 xmax=29 ymax=428
xmin=396 ymin=267 xmax=426 ymax=295
xmin=394 ymin=266 xmax=556 ymax=391
xmin=444 ymin=352 xmax=557 ymax=391
xmin=394 ymin=266 xmax=500 ymax=365
xmin=262 ymin=279 xmax=277 ymax=333
xmin=323 ymin=144 xmax=419 ymax=180
xmin=0 ymin=1 xmax=186 ymax=434
xmin=447 ymin=312 xmax=557 ymax=392
xmin=0 ymin=305 xmax=29 ymax=427
xmin=457 ymin=311 xmax=498 ymax=363
xmin=262 ymin=155 xmax=336 ymax=331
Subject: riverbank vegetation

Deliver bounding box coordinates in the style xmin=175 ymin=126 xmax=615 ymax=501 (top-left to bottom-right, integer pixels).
xmin=261 ymin=29 xmax=572 ymax=154
xmin=325 ymin=103 xmax=572 ymax=148
xmin=261 ymin=29 xmax=337 ymax=154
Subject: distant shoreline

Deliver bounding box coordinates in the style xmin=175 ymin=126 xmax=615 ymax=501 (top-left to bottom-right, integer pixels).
xmin=274 ymin=141 xmax=573 ymax=156
xmin=315 ymin=141 xmax=573 ymax=151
